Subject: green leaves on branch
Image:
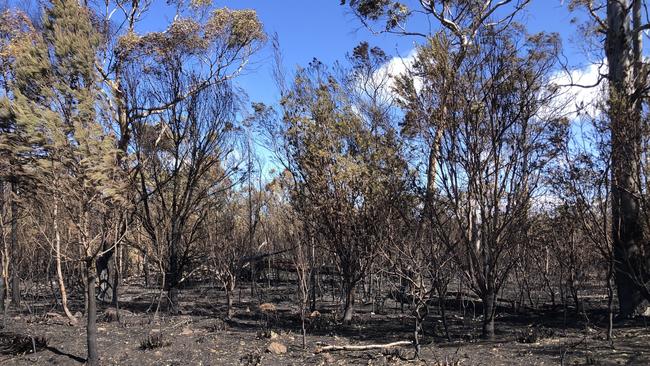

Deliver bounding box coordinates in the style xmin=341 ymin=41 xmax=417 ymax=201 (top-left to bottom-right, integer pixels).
xmin=118 ymin=8 xmax=265 ymax=61
xmin=3 ymin=0 xmax=127 ymax=204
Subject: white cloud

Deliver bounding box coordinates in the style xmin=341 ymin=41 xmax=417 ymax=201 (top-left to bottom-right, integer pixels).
xmin=547 ymin=61 xmax=608 ymax=120
xmin=372 ymin=49 xmax=607 ymax=123
xmin=366 ymin=49 xmax=420 ymax=102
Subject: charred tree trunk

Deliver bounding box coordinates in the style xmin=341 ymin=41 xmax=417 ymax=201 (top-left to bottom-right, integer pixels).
xmin=113 ymin=247 xmax=121 ymax=321
xmin=225 ymin=276 xmax=235 ymax=320
xmin=310 ymin=243 xmax=317 ymax=312
xmin=481 ymin=291 xmax=496 ymax=340
xmin=607 ymin=257 xmax=615 ymax=341
xmin=168 ymin=286 xmax=179 ymax=315
xmin=86 ymin=261 xmax=98 ymax=366
xmin=0 ymin=278 xmax=5 ymax=328
xmin=412 ymin=302 xmax=428 ymax=359
xmin=167 ymin=225 xmax=181 ymax=315
xmin=226 ymin=289 xmax=233 ymax=319
xmin=413 ymin=315 xmax=421 ymax=359
xmin=143 ymin=252 xmax=149 ymax=288
xmin=342 ymin=281 xmax=356 ymax=324
xmin=121 ymin=243 xmax=129 ymax=280
xmin=439 ymin=290 xmax=451 ymax=342
xmin=96 ymin=248 xmax=115 ymax=303
xmin=607 ymin=0 xmax=646 ymax=318
xmin=0 ymin=181 xmax=4 ymax=314
xmin=10 ymin=182 xmax=19 ymax=308
xmin=0 ymin=277 xmax=4 ymax=315
xmin=300 ymin=304 xmax=307 ymax=350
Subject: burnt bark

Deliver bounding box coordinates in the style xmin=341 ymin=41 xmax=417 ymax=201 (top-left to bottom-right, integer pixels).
xmin=0 ymin=180 xmax=4 ymax=313
xmin=166 ymin=223 xmax=181 ymax=315
xmin=481 ymin=291 xmax=496 ymax=340
xmin=96 ymin=249 xmax=115 ymax=303
xmin=342 ymin=282 xmax=356 ymax=324
xmin=226 ymin=288 xmax=233 ymax=319
xmin=0 ymin=277 xmax=4 ymax=314
xmin=86 ymin=262 xmax=98 ymax=366
xmin=606 ymin=0 xmax=646 ymax=317
xmin=10 ymin=182 xmax=19 ymax=308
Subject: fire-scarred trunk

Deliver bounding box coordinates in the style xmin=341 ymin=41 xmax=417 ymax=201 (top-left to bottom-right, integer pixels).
xmin=606 ymin=0 xmax=646 ymax=317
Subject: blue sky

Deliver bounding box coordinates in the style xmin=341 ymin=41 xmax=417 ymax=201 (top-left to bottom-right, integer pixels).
xmin=194 ymin=0 xmax=591 ymax=107
xmin=245 ymin=1 xmax=586 ymax=104
xmin=6 ymin=0 xmax=598 ymax=109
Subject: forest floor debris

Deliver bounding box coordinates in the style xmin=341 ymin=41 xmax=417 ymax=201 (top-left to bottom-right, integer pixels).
xmin=0 ymin=282 xmax=648 ymax=365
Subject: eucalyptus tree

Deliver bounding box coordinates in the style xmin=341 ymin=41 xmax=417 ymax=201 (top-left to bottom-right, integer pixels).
xmin=133 ymin=80 xmax=243 ymax=313
xmin=569 ymin=0 xmax=650 ymax=317
xmin=274 ymin=56 xmax=409 ymax=324
xmin=404 ymin=28 xmax=564 ymax=338
xmin=342 ymin=0 xmax=566 ymax=338
xmin=113 ymin=4 xmax=264 ymax=313
xmin=342 ymin=0 xmax=532 ymax=219
xmin=80 ymin=1 xmax=266 ymax=302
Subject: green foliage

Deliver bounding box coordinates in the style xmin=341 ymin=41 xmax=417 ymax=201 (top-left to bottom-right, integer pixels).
xmin=43 ymin=0 xmax=100 ymax=88
xmin=206 ymin=8 xmax=266 ymax=49
xmin=124 ymin=7 xmax=265 ymax=62
xmin=281 ymin=58 xmax=410 ymax=287
xmin=284 ymin=67 xmax=402 ymax=205
xmin=342 ymin=0 xmax=412 ymax=31
xmin=3 ymin=0 xmax=129 ymax=244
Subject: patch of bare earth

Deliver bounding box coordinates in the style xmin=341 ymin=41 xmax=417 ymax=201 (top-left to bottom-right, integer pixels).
xmin=0 ymin=282 xmax=648 ymax=365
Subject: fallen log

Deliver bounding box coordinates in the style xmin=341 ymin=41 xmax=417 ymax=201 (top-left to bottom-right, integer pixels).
xmin=314 ymin=340 xmax=412 ymax=354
